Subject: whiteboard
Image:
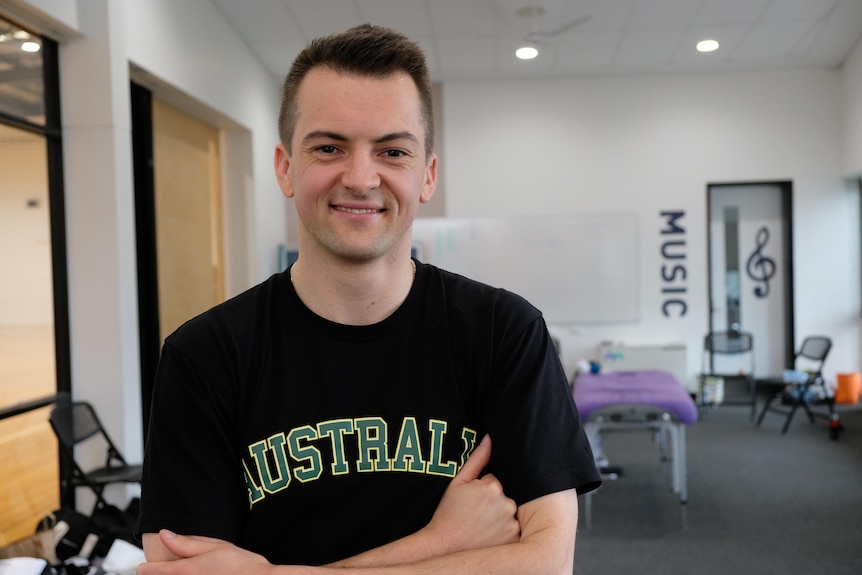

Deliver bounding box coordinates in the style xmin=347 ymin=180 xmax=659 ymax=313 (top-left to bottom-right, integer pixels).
xmin=412 ymin=213 xmax=639 ymax=324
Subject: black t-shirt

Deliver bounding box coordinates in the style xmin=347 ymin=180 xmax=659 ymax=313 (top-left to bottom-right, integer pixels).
xmin=137 ymin=261 xmax=600 ymax=565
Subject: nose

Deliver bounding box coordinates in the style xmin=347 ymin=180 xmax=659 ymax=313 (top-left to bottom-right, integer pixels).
xmin=341 ymin=152 xmax=380 ymax=194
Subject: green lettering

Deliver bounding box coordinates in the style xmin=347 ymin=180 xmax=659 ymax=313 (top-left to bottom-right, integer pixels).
xmin=460 ymin=428 xmax=478 ymax=469
xmin=288 ymin=426 xmax=323 ymax=483
xmin=393 ymin=417 xmax=426 ymax=473
xmin=318 ymin=419 xmax=354 ymax=475
xmin=243 ymin=459 xmax=265 ymax=507
xmin=427 ymin=420 xmax=458 ymax=477
xmin=356 ymin=417 xmax=391 ymax=472
xmin=248 ymin=434 xmax=291 ymax=494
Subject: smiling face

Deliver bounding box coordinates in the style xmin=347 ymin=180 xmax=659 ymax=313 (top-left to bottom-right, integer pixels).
xmin=275 ymin=67 xmax=437 ymax=265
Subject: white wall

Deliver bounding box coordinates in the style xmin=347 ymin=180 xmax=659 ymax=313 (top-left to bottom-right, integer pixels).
xmin=443 ymin=69 xmax=860 ymax=386
xmin=842 ymin=37 xmax=862 ymax=369
xmin=845 ymin=38 xmax=862 ymax=176
xmin=123 ymin=0 xmax=284 ymax=285
xmin=0 ymin=0 xmax=80 ymax=36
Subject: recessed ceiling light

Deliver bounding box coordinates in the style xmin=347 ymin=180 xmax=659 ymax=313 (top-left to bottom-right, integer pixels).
xmin=697 ymin=39 xmax=719 ymax=53
xmin=516 ymin=45 xmax=539 ymax=60
xmin=21 ymin=41 xmax=41 ymax=53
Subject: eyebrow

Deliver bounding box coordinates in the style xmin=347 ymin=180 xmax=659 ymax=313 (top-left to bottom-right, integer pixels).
xmin=301 ymin=130 xmax=420 ymax=146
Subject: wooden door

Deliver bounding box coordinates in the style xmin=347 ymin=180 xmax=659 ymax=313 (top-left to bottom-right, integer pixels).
xmin=152 ymin=99 xmax=224 ymax=342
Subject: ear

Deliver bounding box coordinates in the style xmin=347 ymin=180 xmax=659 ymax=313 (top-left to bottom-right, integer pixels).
xmin=274 ymin=143 xmax=294 ymax=198
xmin=420 ymin=153 xmax=438 ymax=204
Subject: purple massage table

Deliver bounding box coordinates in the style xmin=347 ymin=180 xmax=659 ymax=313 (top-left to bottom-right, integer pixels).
xmin=573 ymin=370 xmax=698 ymax=525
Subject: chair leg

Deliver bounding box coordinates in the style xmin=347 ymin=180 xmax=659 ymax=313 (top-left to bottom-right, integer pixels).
xmin=756 ymin=392 xmax=777 ymax=427
xmin=749 ymin=378 xmax=757 ymax=422
xmin=781 ymin=402 xmax=801 ymax=434
xmin=802 ymin=402 xmax=817 ymax=424
xmin=81 ymin=481 xmax=113 ymax=514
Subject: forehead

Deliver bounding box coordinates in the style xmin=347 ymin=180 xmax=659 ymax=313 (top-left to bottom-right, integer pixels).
xmin=294 ymin=68 xmax=424 ymax=132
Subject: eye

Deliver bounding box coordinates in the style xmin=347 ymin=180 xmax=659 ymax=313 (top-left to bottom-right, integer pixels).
xmin=316 ymin=145 xmax=339 ymax=155
xmin=383 ymin=149 xmax=408 ymax=158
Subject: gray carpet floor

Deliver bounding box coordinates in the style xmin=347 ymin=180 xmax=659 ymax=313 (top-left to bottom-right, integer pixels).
xmin=573 ymin=401 xmax=862 ymax=574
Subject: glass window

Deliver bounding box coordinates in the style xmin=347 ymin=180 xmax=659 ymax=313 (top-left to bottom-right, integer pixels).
xmin=0 ymin=116 xmax=58 ymax=548
xmin=0 ymin=122 xmax=54 ymax=402
xmin=0 ymin=13 xmax=61 ymax=546
xmin=0 ymin=18 xmax=45 ymax=124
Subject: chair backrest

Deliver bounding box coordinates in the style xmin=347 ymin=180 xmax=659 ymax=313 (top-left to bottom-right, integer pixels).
xmin=796 ymin=336 xmax=831 ymax=368
xmin=704 ymin=331 xmax=753 ymax=354
xmin=49 ymin=401 xmax=106 ymax=448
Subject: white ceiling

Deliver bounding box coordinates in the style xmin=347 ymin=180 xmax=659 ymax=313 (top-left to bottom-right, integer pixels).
xmin=212 ymin=0 xmax=862 ymax=83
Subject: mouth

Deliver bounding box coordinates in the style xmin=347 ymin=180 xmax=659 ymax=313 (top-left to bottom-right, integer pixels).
xmin=332 ymin=205 xmax=385 ymax=215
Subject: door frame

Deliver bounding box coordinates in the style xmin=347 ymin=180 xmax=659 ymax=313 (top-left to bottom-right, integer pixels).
xmin=706 ymin=181 xmax=795 ymax=371
xmin=130 ymin=81 xmax=160 ymax=442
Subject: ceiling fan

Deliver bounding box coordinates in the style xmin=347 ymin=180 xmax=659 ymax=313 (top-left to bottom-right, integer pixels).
xmin=515 ymin=3 xmax=592 ymax=60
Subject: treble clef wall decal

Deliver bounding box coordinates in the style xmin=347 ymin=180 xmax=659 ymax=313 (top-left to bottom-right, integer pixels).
xmin=746 ymin=226 xmax=777 ymax=298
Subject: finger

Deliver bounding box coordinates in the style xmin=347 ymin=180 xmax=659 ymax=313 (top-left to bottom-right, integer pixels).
xmin=454 ymin=434 xmax=491 ymax=483
xmin=159 ymin=530 xmax=226 ymax=558
xmin=478 ymin=474 xmax=516 ymax=506
xmin=477 ymin=472 xmax=502 ymax=489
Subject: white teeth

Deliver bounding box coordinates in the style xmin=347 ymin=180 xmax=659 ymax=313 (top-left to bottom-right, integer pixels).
xmin=335 ymin=206 xmax=379 ymax=214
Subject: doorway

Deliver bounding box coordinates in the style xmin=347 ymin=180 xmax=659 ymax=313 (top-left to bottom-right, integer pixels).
xmin=151 ymin=98 xmax=225 ymax=340
xmin=131 ymin=85 xmax=225 ymax=438
xmin=707 ymin=182 xmax=794 ymax=376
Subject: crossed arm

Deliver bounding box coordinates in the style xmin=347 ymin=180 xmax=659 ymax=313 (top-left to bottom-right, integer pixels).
xmin=137 ymin=436 xmax=579 ymax=575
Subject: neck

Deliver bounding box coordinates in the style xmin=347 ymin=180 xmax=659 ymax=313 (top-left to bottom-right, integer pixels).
xmin=290 ymin=255 xmax=416 ymax=326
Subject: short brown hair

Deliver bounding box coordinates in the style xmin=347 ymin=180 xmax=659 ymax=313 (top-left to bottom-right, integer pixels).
xmin=278 ymin=24 xmax=434 ymax=158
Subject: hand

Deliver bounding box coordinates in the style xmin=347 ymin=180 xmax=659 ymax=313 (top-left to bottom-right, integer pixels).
xmin=137 ymin=530 xmax=274 ymax=575
xmin=422 ymin=435 xmax=520 ymax=554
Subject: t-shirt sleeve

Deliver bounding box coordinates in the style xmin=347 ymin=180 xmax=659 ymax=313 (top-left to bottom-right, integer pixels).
xmin=480 ymin=301 xmax=601 ymax=504
xmin=135 ymin=331 xmax=248 ymax=542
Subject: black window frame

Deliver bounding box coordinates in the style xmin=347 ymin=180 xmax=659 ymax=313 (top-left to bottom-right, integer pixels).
xmin=0 ymin=21 xmax=70 ymax=396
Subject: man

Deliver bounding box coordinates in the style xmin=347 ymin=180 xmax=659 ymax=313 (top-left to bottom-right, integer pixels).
xmin=136 ymin=24 xmax=600 ymax=574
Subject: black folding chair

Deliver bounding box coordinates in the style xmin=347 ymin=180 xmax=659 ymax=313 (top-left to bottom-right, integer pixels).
xmin=755 ymin=336 xmax=835 ymax=435
xmin=48 ymin=400 xmax=142 ymax=512
xmin=700 ymin=331 xmax=756 ymax=419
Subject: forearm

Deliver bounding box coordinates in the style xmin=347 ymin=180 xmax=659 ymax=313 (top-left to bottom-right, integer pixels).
xmin=325 ymin=526 xmax=450 ymax=568
xmin=319 ymin=490 xmax=578 ymax=575
xmin=140 ymin=491 xmax=578 ymax=575
xmin=142 ymin=534 xmax=570 ymax=575
xmin=331 ymin=525 xmax=573 ymax=575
